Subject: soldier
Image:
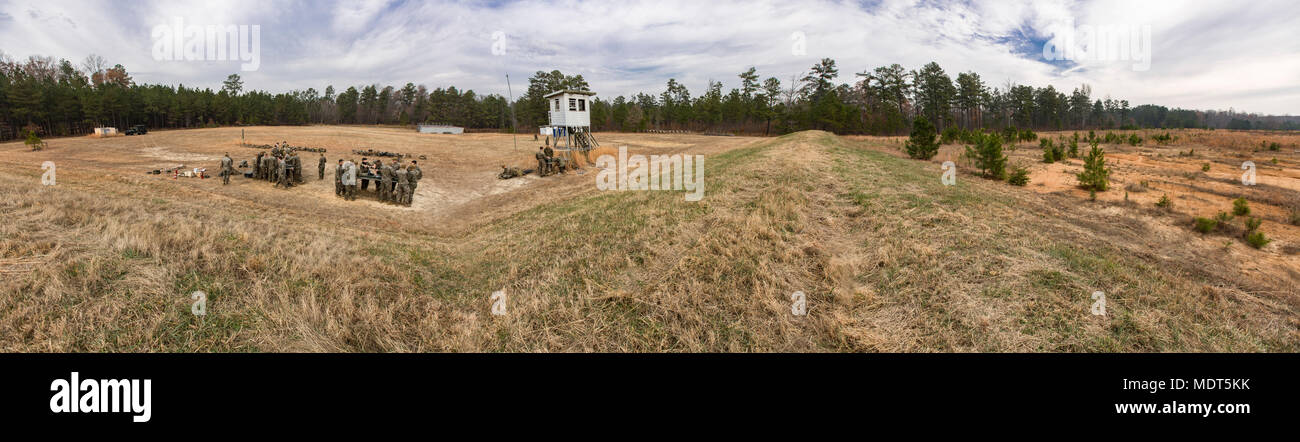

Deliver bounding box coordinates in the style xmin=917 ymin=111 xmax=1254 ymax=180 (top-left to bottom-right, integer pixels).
xmin=286 ymin=152 xmax=296 ymax=183
xmin=407 ymin=160 xmax=422 ymax=203
xmin=254 ymin=151 xmax=265 ymax=179
xmin=277 ymin=156 xmax=291 ymax=188
xmin=263 ymin=154 xmax=274 ymax=181
xmin=291 ymin=152 xmax=303 ymax=183
xmin=499 ymin=165 xmax=523 ymax=179
xmin=220 ymin=152 xmax=234 ymax=185
xmin=335 ymin=159 xmax=344 ymax=196
xmin=374 ymin=159 xmax=389 ymax=202
xmin=318 ymin=153 xmax=327 ymax=180
xmin=544 ymin=144 xmax=554 ymax=159
xmin=271 ymin=156 xmax=280 ymax=187
xmin=394 ymin=165 xmax=410 ymax=206
xmin=341 ymin=159 xmax=358 ymax=200
xmin=360 ymin=157 xmax=370 ymax=192
xmin=536 ymin=147 xmax=549 ymax=176
xmin=377 ymin=160 xmax=390 ymax=201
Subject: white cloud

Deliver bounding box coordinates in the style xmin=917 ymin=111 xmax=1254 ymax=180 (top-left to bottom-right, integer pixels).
xmin=1 ymin=0 xmax=1296 ymax=114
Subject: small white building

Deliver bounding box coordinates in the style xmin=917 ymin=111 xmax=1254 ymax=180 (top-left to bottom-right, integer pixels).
xmin=418 ymin=124 xmax=464 ymax=134
xmin=545 ymin=90 xmax=596 ymax=128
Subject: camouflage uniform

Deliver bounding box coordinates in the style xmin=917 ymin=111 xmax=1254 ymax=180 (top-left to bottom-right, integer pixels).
xmin=220 ymin=154 xmax=234 ymax=185
xmin=290 ymin=153 xmax=302 ymax=183
xmin=341 ymin=161 xmax=358 ymax=200
xmin=499 ymin=166 xmax=523 ymax=179
xmin=394 ymin=167 xmax=410 ymax=206
xmin=318 ymin=155 xmax=327 ymax=180
xmin=335 ymin=161 xmax=344 ymax=196
xmin=360 ymin=159 xmax=370 ymax=191
xmin=536 ymin=148 xmax=549 ymax=176
xmin=406 ymin=162 xmax=422 ymax=202
xmin=277 ymin=157 xmax=291 ymax=188
xmin=254 ymin=152 xmax=265 ymax=179
xmin=378 ymin=161 xmax=393 ymax=203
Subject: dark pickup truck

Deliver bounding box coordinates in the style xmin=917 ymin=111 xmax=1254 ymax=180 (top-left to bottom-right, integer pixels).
xmin=124 ymin=125 xmax=149 ymax=135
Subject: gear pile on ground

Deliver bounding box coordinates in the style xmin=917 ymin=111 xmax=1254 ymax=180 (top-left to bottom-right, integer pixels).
xmin=352 ymin=148 xmax=407 ymax=159
xmin=242 ymin=142 xmax=327 ymax=153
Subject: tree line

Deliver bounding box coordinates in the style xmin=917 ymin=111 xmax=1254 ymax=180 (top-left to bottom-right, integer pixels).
xmin=2 ymin=51 xmax=1296 ymax=141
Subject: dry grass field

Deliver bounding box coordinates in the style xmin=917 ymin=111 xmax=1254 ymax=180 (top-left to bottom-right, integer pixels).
xmin=1 ymin=126 xmax=1296 ymax=352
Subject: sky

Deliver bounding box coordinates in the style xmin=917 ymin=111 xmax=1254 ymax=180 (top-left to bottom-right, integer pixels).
xmin=1 ymin=0 xmax=1297 ymax=115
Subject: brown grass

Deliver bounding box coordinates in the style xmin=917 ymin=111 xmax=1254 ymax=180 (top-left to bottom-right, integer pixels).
xmin=0 ymin=126 xmax=1295 ymax=352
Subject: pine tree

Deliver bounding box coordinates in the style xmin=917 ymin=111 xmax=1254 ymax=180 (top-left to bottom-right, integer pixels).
xmin=904 ymin=116 xmax=939 ymax=160
xmin=1077 ymin=141 xmax=1111 ymax=191
xmin=965 ymin=133 xmax=1007 ymax=180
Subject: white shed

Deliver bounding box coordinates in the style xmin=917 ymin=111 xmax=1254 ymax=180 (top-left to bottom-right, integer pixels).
xmin=418 ymin=124 xmax=464 ymax=134
xmin=545 ymin=90 xmax=596 ymax=128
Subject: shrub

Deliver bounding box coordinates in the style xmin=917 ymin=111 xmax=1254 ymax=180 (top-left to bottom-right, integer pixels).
xmin=24 ymin=130 xmax=43 ymax=151
xmin=1245 ymin=231 xmax=1271 ymax=249
xmin=1008 ymin=166 xmax=1030 ymax=186
xmin=965 ymin=133 xmax=1007 ymax=180
xmin=904 ymin=116 xmax=940 ymax=160
xmin=1244 ymin=217 xmax=1262 ymax=232
xmin=1041 ymin=139 xmax=1056 ymax=163
xmin=1019 ymin=129 xmax=1037 ymax=142
xmin=1214 ymin=211 xmax=1234 ymax=224
xmin=1002 ymin=126 xmax=1018 ymax=143
xmin=940 ymin=126 xmax=962 ymax=145
xmin=1290 ymin=209 xmax=1300 ymax=226
xmin=1155 ymin=194 xmax=1172 ymax=209
xmin=1067 ymin=137 xmax=1079 ymax=158
xmin=1152 ymin=132 xmax=1173 ymax=144
xmin=1127 ymin=133 xmax=1143 ymax=146
xmin=1076 ymin=141 xmax=1110 ymax=191
xmin=1201 ymin=163 xmax=1211 ymax=172
xmin=1267 ymin=142 xmax=1281 ymax=151
xmin=1193 ymin=217 xmax=1218 ymax=233
xmin=1232 ymin=198 xmax=1250 ymax=216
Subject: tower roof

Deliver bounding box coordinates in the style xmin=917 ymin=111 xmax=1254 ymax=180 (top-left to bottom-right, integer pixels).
xmin=544 ymin=89 xmax=597 ymax=99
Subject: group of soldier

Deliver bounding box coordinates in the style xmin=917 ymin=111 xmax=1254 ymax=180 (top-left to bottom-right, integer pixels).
xmin=217 ymin=141 xmax=329 ymax=187
xmin=534 ymin=145 xmax=570 ymax=176
xmin=335 ymin=157 xmax=423 ymax=205
xmin=499 ymin=145 xmax=573 ymax=179
xmin=244 ymin=141 xmax=321 ymax=189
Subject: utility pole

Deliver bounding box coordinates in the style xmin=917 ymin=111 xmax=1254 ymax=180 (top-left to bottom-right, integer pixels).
xmin=506 ymin=74 xmax=519 ymax=152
